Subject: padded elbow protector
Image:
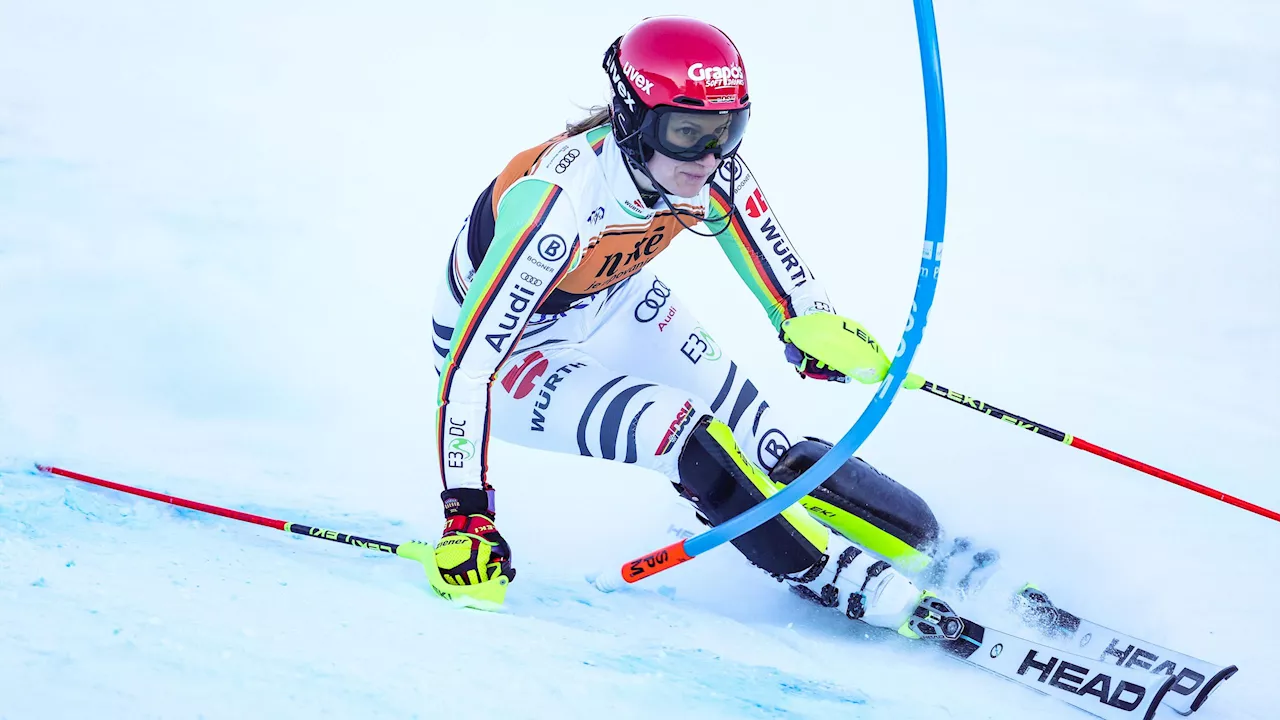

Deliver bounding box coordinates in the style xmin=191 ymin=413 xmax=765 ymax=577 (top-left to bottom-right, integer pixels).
xmin=674 ymin=416 xmax=828 ymax=576
xmin=770 ymin=439 xmax=939 ymax=573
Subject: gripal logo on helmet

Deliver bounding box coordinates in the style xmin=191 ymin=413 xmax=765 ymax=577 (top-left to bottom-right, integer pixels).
xmin=623 ymin=61 xmax=654 ymax=95
xmin=687 ymin=63 xmax=744 ymax=90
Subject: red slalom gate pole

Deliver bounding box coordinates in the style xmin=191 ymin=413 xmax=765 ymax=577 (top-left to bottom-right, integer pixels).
xmin=911 ymin=381 xmax=1280 ymax=524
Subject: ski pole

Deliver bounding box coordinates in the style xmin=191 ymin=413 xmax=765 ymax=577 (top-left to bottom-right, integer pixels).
xmin=905 ymin=379 xmax=1280 ymax=524
xmin=34 ymin=464 xmax=442 ymax=572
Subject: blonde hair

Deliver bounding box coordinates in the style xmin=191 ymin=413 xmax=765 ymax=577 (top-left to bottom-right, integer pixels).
xmin=565 ymin=105 xmax=612 ymax=136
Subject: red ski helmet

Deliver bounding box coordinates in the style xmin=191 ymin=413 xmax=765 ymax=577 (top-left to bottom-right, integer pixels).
xmin=603 ymin=17 xmax=751 ymax=166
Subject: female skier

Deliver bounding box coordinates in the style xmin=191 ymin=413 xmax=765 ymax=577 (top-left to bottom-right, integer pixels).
xmin=431 ymin=16 xmax=951 ymax=638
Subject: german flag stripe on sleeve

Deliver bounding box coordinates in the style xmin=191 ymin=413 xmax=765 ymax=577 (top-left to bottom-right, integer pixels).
xmin=438 ymin=181 xmax=563 ymax=405
xmin=472 ymin=240 xmax=576 ymax=485
xmin=435 ymin=181 xmax=565 ymax=488
xmin=708 ymin=185 xmax=795 ymax=327
xmin=587 ymin=126 xmax=610 ymax=156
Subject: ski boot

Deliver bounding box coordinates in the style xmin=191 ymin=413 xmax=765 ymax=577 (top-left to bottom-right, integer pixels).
xmin=789 ymin=536 xmax=962 ymax=640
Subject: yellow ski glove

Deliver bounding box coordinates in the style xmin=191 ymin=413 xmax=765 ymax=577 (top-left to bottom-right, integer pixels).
xmin=430 ymin=488 xmax=514 ymax=607
xmin=781 ymin=314 xmax=891 ymax=385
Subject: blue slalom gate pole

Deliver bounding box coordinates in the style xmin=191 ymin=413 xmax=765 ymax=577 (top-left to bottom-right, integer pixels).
xmin=622 ymin=0 xmax=949 ymax=582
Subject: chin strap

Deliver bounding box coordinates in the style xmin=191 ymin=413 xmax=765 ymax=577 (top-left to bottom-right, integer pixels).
xmin=615 ymin=120 xmax=737 ymax=239
xmin=644 ymin=156 xmax=737 ymax=239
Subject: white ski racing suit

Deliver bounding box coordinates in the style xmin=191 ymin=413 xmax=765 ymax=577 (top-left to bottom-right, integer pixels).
xmin=432 ymin=125 xmax=830 ymax=491
xmin=431 ymin=124 xmax=932 ymax=631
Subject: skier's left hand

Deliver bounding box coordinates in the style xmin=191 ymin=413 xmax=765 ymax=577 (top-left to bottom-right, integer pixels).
xmin=780 ymin=314 xmax=890 ymax=385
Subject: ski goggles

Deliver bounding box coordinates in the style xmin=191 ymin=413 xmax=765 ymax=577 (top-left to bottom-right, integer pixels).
xmin=640 ymin=105 xmax=750 ymax=162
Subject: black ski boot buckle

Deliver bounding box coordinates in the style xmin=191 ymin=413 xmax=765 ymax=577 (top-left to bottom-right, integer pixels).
xmin=905 ymin=595 xmax=963 ymax=640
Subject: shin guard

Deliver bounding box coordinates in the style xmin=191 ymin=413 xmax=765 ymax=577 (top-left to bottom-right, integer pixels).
xmin=674 ymin=417 xmax=828 ymax=576
xmin=771 ymin=440 xmax=939 ymax=574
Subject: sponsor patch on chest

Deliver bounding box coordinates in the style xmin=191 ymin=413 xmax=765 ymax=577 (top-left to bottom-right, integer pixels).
xmin=555 ymin=215 xmax=681 ymax=295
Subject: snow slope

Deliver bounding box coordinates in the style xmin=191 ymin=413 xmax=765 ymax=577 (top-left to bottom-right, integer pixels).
xmin=2 ymin=1 xmax=1277 ymax=718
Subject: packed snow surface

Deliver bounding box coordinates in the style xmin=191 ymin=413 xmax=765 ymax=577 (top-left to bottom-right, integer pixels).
xmin=2 ymin=1 xmax=1277 ymax=718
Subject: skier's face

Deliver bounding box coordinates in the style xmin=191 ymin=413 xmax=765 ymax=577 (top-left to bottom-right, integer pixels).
xmin=646 ymin=150 xmax=718 ymax=198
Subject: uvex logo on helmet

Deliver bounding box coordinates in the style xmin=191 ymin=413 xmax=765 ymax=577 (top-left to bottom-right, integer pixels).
xmin=607 ymin=53 xmax=637 ymax=111
xmin=623 ymin=61 xmax=654 ymax=95
xmin=688 ymin=63 xmax=745 ymax=90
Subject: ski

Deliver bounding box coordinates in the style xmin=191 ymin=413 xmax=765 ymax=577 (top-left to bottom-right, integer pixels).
xmin=939 ymin=614 xmax=1175 ymax=720
xmin=1014 ymin=585 xmax=1237 ymax=716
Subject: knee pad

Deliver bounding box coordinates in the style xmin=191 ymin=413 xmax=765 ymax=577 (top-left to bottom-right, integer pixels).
xmin=674 ymin=416 xmax=828 ymax=576
xmin=771 ymin=440 xmax=938 ymax=574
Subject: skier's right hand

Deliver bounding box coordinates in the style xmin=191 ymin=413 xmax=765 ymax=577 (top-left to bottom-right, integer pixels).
xmin=434 ymin=488 xmax=516 ymax=589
